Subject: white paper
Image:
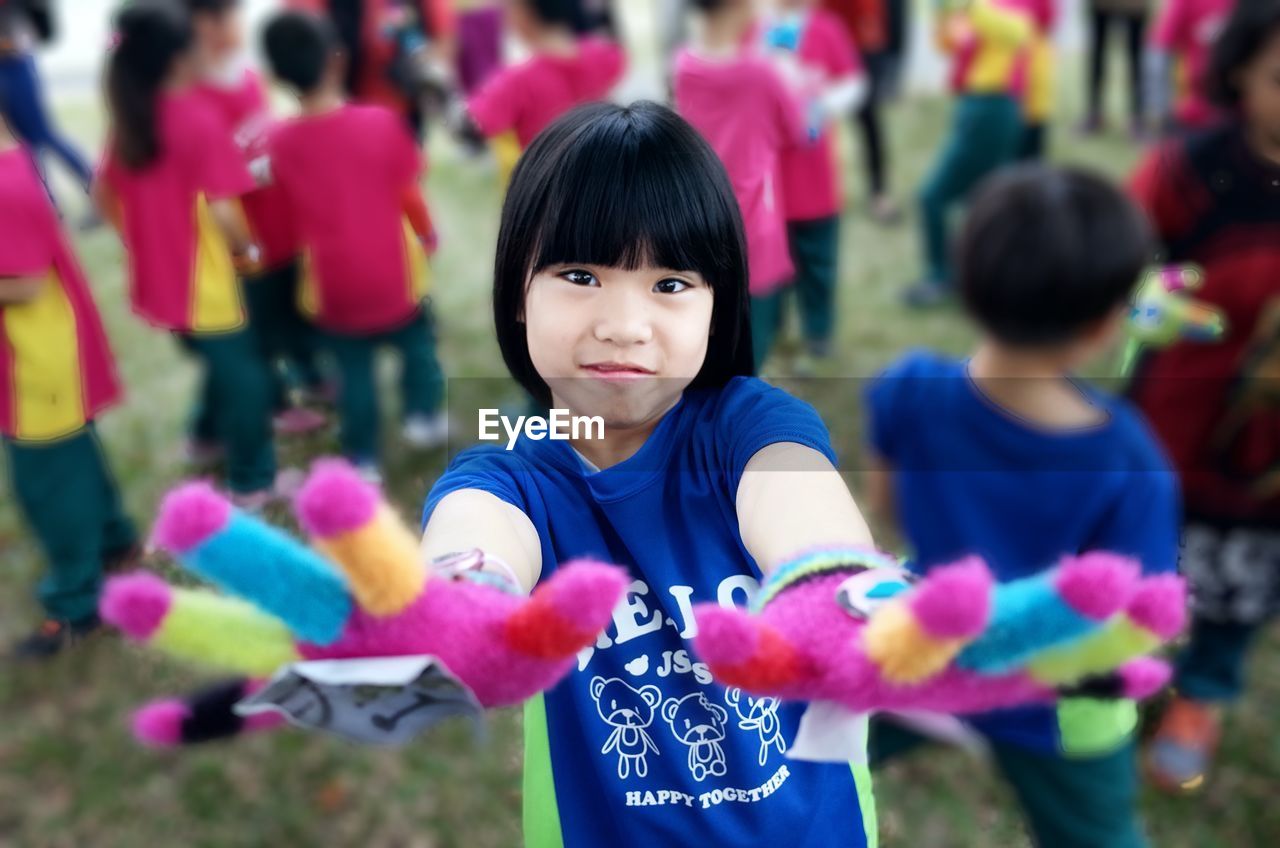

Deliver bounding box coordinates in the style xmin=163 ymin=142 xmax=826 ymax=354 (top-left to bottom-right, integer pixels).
xmin=786 ymin=701 xmax=869 ymax=764
xmin=235 ymin=655 xmax=484 ymax=747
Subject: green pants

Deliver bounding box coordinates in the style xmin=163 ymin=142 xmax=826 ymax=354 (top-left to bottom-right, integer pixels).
xmin=1174 ymin=617 xmax=1262 ymax=702
xmin=919 ymin=94 xmax=1024 ymax=285
xmin=749 ymin=289 xmax=786 ymax=373
xmin=243 ymin=261 xmax=325 ymax=409
xmin=317 ymin=306 xmax=445 ymax=464
xmin=181 ymin=329 xmax=277 ymax=493
xmin=4 ymin=426 xmax=137 ymax=623
xmin=870 ymin=721 xmax=1147 ymax=848
xmin=786 ymin=215 xmax=840 ymax=346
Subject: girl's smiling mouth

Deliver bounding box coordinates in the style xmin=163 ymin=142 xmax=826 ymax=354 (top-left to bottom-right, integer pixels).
xmin=580 ymin=362 xmax=657 ymax=382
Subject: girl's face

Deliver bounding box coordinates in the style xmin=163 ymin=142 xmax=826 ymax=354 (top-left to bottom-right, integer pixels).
xmin=503 ymin=0 xmax=539 ymax=45
xmin=194 ymin=9 xmax=245 ymax=63
xmin=524 ymin=263 xmax=715 ymax=431
xmin=1240 ymin=30 xmax=1280 ymax=148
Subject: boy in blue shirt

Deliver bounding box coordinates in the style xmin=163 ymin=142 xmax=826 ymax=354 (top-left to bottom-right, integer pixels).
xmin=865 ymin=165 xmax=1181 ymax=847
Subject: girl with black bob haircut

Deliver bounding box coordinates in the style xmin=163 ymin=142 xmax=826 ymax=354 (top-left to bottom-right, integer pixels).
xmin=492 ymin=99 xmax=753 ymax=408
xmin=421 ymin=100 xmax=881 ymax=847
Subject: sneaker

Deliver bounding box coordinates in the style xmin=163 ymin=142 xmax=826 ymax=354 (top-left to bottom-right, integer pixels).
xmin=1145 ymin=696 xmax=1222 ymax=793
xmin=402 ymin=412 xmax=449 ymax=450
xmin=11 ymin=616 xmax=101 ymax=661
xmin=1076 ymin=114 xmax=1104 ymax=136
xmin=184 ymin=439 xmax=225 ymax=467
xmin=869 ymin=194 xmax=903 ymax=226
xmin=902 ymin=281 xmax=952 ymax=309
xmin=229 ymin=468 xmax=306 ymax=512
xmin=273 ymin=407 xmax=328 ymax=436
xmin=354 ymin=461 xmax=383 ymax=486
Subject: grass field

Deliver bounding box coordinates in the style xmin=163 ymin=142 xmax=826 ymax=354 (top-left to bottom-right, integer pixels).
xmin=1 ymin=41 xmax=1278 ymax=848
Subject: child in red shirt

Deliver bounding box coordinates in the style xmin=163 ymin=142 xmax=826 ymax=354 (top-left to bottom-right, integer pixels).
xmin=263 ymin=10 xmax=446 ymax=480
xmin=462 ymin=0 xmax=625 ymax=177
xmin=674 ymin=0 xmax=809 ymax=372
xmin=185 ymin=0 xmax=328 ymax=436
xmin=96 ymin=1 xmax=279 ymax=506
xmin=0 ymin=115 xmax=138 ymax=659
xmin=765 ymin=0 xmax=867 ymax=363
xmin=1130 ymin=1 xmax=1280 ymax=792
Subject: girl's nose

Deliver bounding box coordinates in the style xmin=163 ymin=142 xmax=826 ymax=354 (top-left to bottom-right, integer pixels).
xmin=592 ymin=289 xmax=654 ymax=346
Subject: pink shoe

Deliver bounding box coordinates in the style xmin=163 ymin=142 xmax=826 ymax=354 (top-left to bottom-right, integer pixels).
xmin=229 ymin=468 xmax=306 ymax=512
xmin=273 ymin=407 xmax=328 ymax=436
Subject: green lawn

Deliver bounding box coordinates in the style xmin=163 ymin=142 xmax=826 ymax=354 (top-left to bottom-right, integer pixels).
xmin=2 ymin=56 xmax=1278 ymax=848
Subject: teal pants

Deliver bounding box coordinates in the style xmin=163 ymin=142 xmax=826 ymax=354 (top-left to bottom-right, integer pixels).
xmin=317 ymin=306 xmax=444 ymax=464
xmin=871 ymin=721 xmax=1148 ymax=848
xmin=181 ymin=329 xmax=277 ymax=493
xmin=749 ymin=289 xmax=786 ymax=373
xmin=1174 ymin=617 xmax=1262 ymax=702
xmin=4 ymin=426 xmax=137 ymax=623
xmin=243 ymin=261 xmax=325 ymax=410
xmin=919 ymin=94 xmax=1025 ymax=285
xmin=786 ymin=215 xmax=840 ymax=346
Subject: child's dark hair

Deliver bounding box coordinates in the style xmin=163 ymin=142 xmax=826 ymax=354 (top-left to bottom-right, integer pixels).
xmin=1208 ymin=0 xmax=1280 ymax=109
xmin=183 ymin=0 xmax=240 ymax=14
xmin=262 ymin=10 xmax=339 ymax=95
xmin=106 ymin=1 xmax=194 ymax=170
xmin=494 ymin=101 xmax=754 ymax=407
xmin=958 ymin=165 xmax=1153 ymax=348
xmin=522 ymin=0 xmax=589 ymax=32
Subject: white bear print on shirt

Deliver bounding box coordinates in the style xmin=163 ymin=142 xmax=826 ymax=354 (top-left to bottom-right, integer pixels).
xmin=662 ymin=692 xmax=729 ymax=782
xmin=725 ymin=688 xmax=787 ymax=766
xmin=592 ymin=677 xmax=663 ymax=779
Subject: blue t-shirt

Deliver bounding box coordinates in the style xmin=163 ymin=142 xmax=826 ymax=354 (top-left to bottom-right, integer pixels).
xmin=866 ymin=352 xmax=1181 ymax=753
xmin=423 ymin=377 xmax=874 ymax=848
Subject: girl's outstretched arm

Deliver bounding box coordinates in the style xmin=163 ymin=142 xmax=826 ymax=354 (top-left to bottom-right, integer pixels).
xmin=420 ymin=489 xmax=543 ymax=593
xmin=736 ymin=443 xmax=874 ymax=575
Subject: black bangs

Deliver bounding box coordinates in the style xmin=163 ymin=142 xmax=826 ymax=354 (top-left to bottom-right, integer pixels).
xmin=494 ymin=101 xmax=754 ymax=407
xmin=527 ymin=106 xmax=742 ymax=282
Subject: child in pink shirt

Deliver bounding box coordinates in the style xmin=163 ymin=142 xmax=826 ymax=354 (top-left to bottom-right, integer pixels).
xmin=1 ymin=115 xmax=138 ymax=660
xmin=1147 ymin=0 xmax=1235 ymax=130
xmin=96 ymin=2 xmax=280 ymax=506
xmin=462 ymin=0 xmax=625 ymax=169
xmin=674 ymin=0 xmax=809 ymax=372
xmin=765 ymin=0 xmax=867 ymax=362
xmin=186 ymin=0 xmax=327 ymax=436
xmin=264 ymin=10 xmax=446 ymax=480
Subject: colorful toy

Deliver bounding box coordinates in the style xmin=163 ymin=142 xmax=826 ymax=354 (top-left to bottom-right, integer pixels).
xmin=101 ymin=460 xmax=628 ymax=741
xmin=692 ymin=549 xmax=1186 ymax=753
xmin=1122 ymin=264 xmax=1225 ymax=375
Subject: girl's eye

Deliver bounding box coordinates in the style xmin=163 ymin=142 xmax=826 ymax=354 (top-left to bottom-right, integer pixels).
xmin=654 ymin=278 xmax=690 ymax=294
xmin=561 ymin=269 xmax=598 ymax=287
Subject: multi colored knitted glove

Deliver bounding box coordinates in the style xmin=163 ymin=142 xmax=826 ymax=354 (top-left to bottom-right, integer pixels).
xmin=100 ymin=460 xmax=627 ymax=743
xmin=692 ymin=548 xmax=1186 ymax=719
xmin=1122 ymin=264 xmax=1225 ymax=374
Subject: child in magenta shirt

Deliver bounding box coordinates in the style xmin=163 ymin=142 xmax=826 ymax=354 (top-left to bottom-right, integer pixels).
xmin=186 ymin=0 xmax=328 ymax=435
xmin=674 ymin=0 xmax=809 ymax=372
xmin=1145 ymin=0 xmax=1235 ymax=131
xmin=0 ymin=115 xmax=138 ymax=659
xmin=765 ymin=0 xmax=867 ymax=363
xmin=463 ymin=0 xmax=626 ymax=177
xmin=263 ymin=10 xmax=446 ymax=480
xmin=96 ymin=1 xmax=280 ymax=506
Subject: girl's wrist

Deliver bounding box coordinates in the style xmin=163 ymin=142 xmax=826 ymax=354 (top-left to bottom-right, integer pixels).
xmin=431 ymin=548 xmax=524 ymax=595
